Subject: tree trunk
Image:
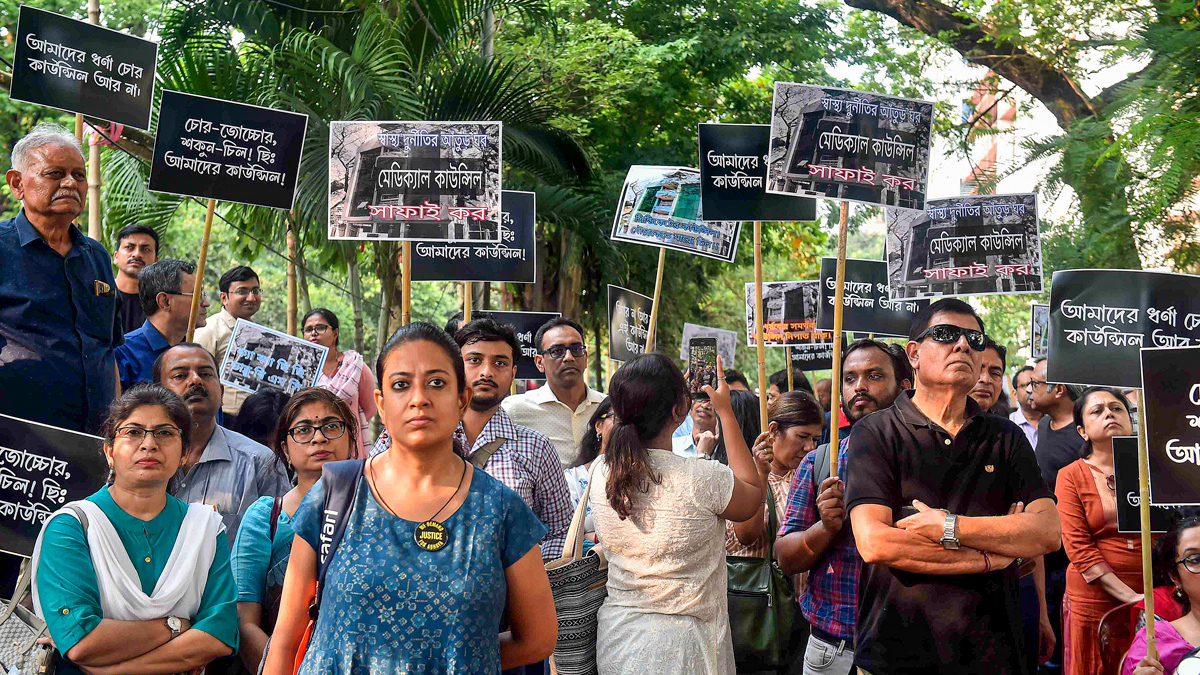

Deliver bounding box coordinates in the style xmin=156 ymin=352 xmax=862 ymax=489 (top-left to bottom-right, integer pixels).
xmin=375 ymin=242 xmax=396 ymax=357
xmin=557 ymin=226 xmax=582 ymax=318
xmin=593 ymin=326 xmax=603 ymax=392
xmin=294 ymin=243 xmax=313 ymax=315
xmin=344 ymin=241 xmax=366 ymax=355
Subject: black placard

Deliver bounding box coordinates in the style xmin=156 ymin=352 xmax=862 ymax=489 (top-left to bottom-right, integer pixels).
xmin=148 ymin=90 xmax=308 ymax=210
xmin=697 ymin=124 xmax=816 ymax=223
xmin=219 ymin=319 xmax=329 ymax=395
xmin=9 ymin=6 xmax=158 ymax=129
xmin=0 ymin=414 xmax=107 ymax=557
xmin=817 ymin=258 xmax=929 ymax=337
xmin=1141 ymin=346 xmax=1200 ymax=506
xmin=608 ymin=285 xmax=653 ymax=361
xmin=789 ymin=342 xmax=835 ymax=371
xmin=1046 ymin=269 xmax=1200 ymax=388
xmin=473 ymin=310 xmax=561 ymax=381
xmin=1114 ymin=436 xmax=1184 ymax=533
xmin=410 ymin=191 xmax=536 ymax=282
xmin=744 ymin=280 xmax=835 ymax=349
xmin=767 ymin=84 xmax=934 ymax=210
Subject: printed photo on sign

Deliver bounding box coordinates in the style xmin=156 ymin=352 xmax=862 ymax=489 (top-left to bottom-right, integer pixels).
xmin=697 ymin=124 xmax=817 ymax=223
xmin=148 ymin=90 xmax=309 ymax=210
xmin=744 ymin=280 xmax=834 ymax=347
xmin=328 ymin=121 xmax=502 ymax=242
xmin=219 ymin=319 xmax=329 ymax=395
xmin=1031 ymin=303 xmax=1049 ymax=359
xmin=816 ymin=258 xmax=929 ymax=338
xmin=1047 ymin=269 xmax=1200 ymax=388
xmin=1141 ymin=345 xmax=1200 ymax=506
xmin=10 ymin=5 xmax=158 ymax=129
xmin=608 ymin=285 xmax=654 ymax=361
xmin=0 ymin=414 xmax=107 ymax=557
xmin=884 ymin=193 xmax=1042 ymax=298
xmin=766 ymin=83 xmax=934 ymax=210
xmin=1113 ymin=436 xmax=1183 ymax=533
xmin=471 ymin=310 xmax=561 ymax=381
xmin=610 ymin=165 xmax=742 ymax=263
xmin=411 ymin=191 xmax=536 ymax=283
xmin=680 ymin=323 xmax=738 ymax=367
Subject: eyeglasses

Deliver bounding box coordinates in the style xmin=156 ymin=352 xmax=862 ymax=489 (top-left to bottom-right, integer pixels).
xmin=287 ymin=420 xmax=347 ymax=443
xmin=302 ymin=324 xmax=331 ymax=337
xmin=1024 ymin=379 xmax=1049 ymax=390
xmin=541 ymin=343 xmax=587 ymax=360
xmin=169 ymin=290 xmax=209 ymax=302
xmin=231 ymin=287 xmax=262 ymax=297
xmin=115 ymin=425 xmax=183 ymax=442
xmin=915 ymin=324 xmax=987 ymax=351
xmin=1175 ymin=553 xmax=1200 ymax=575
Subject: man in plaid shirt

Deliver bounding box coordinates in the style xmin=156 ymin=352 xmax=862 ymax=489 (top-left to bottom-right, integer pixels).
xmin=777 ymin=340 xmax=912 ymax=675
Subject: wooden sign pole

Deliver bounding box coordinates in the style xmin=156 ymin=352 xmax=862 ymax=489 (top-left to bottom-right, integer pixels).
xmin=828 ymin=202 xmax=850 ymax=478
xmin=1136 ymin=394 xmax=1158 ymax=660
xmin=286 ymin=215 xmax=297 ymax=336
xmin=645 ymin=247 xmax=667 ymax=353
xmin=463 ymin=282 xmax=473 ymax=322
xmin=786 ymin=347 xmax=794 ymax=392
xmin=185 ymin=199 xmax=216 ymax=341
xmin=84 ymin=0 xmax=101 ymax=240
xmin=753 ymin=221 xmax=768 ymax=431
xmin=401 ymin=241 xmax=412 ymax=326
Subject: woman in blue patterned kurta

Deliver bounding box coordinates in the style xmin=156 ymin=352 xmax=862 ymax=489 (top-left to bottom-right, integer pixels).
xmin=264 ymin=322 xmax=557 ymax=675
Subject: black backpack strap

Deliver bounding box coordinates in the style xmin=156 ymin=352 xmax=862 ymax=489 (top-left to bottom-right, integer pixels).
xmin=812 ymin=442 xmax=832 ymax=493
xmin=269 ymin=496 xmax=283 ymax=541
xmin=310 ymin=459 xmax=364 ymax=620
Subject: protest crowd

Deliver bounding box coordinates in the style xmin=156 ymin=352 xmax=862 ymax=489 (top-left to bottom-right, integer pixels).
xmin=1 ymin=17 xmax=1199 ymax=675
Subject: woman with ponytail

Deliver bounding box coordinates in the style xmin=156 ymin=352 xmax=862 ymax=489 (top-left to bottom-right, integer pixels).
xmin=590 ymin=354 xmax=769 ymax=675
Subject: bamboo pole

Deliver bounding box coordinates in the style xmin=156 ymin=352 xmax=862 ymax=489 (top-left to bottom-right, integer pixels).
xmin=286 ymin=216 xmax=297 ymax=335
xmin=401 ymin=241 xmax=412 ymax=326
xmin=786 ymin=347 xmax=794 ymax=391
xmin=645 ymin=247 xmax=667 ymax=352
xmin=754 ymin=221 xmax=768 ymax=431
xmin=186 ymin=199 xmax=216 ymax=341
xmin=828 ymin=202 xmax=850 ymax=478
xmin=463 ymin=282 xmax=473 ymax=322
xmin=84 ymin=0 xmax=101 ymax=239
xmin=1137 ymin=395 xmax=1157 ymax=660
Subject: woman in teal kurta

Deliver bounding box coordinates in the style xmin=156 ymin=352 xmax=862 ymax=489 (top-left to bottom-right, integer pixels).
xmin=32 ymin=384 xmax=239 ymax=675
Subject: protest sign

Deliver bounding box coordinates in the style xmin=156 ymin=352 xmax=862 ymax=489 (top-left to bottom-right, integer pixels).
xmin=9 ymin=6 xmax=158 ymax=129
xmin=767 ymin=83 xmax=934 ymax=210
xmin=680 ymin=323 xmax=738 ymax=367
xmin=816 ymin=258 xmax=928 ymax=337
xmin=697 ymin=124 xmax=817 ymax=223
xmin=148 ymin=90 xmax=308 ymax=210
xmin=1114 ymin=436 xmax=1184 ymax=533
xmin=790 ymin=342 xmax=835 ymax=371
xmin=0 ymin=414 xmax=107 ymax=557
xmin=884 ymin=193 xmax=1043 ymax=298
xmin=411 ymin=191 xmax=536 ymax=282
xmin=1031 ymin=303 xmax=1049 ymax=359
xmin=219 ymin=319 xmax=328 ymax=395
xmin=472 ymin=310 xmax=560 ymax=380
xmin=744 ymin=280 xmax=834 ymax=348
xmin=328 ymin=121 xmax=502 ymax=242
xmin=608 ymin=285 xmax=654 ymax=361
xmin=611 ymin=165 xmax=742 ymax=262
xmin=1046 ymin=269 xmax=1200 ymax=388
xmin=1141 ymin=345 xmax=1200 ymax=506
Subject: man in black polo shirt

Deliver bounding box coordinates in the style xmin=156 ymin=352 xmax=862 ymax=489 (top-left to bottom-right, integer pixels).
xmin=845 ymin=298 xmax=1061 ymax=675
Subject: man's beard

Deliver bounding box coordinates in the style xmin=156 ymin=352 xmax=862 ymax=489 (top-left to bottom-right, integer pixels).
xmin=469 ymin=388 xmax=505 ymax=412
xmin=842 ymin=388 xmax=897 ymax=424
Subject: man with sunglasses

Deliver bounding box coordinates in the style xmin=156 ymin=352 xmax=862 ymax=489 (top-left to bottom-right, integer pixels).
xmin=195 ymin=266 xmax=262 ymax=428
xmin=502 ymin=317 xmax=606 ymax=466
xmin=115 ymin=260 xmax=209 ymax=391
xmin=154 ymin=343 xmax=289 ymax=545
xmin=845 ymin=298 xmax=1061 ymax=675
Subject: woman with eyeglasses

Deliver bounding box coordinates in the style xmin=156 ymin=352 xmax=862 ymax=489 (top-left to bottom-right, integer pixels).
xmin=304 ymin=308 xmax=378 ymax=456
xmin=1056 ymin=386 xmax=1148 ymax=675
xmin=230 ymin=388 xmax=357 ymax=672
xmin=565 ymin=398 xmax=614 ymax=543
xmin=31 ymin=384 xmax=239 ymax=675
xmin=1124 ymin=514 xmax=1200 ymax=675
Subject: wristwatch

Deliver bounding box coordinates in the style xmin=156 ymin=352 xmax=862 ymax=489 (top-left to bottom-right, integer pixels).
xmin=166 ymin=616 xmax=182 ymax=640
xmin=940 ymin=513 xmax=960 ymax=550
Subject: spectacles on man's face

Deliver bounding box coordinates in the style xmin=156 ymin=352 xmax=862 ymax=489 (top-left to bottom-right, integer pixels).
xmin=1025 ymin=379 xmax=1049 ymax=390
xmin=915 ymin=324 xmax=987 ymax=351
xmin=287 ymin=420 xmax=347 ymax=443
xmin=169 ymin=290 xmax=209 ymax=303
xmin=232 ymin=287 xmax=262 ymax=298
xmin=541 ymin=343 xmax=587 ymax=360
xmin=1175 ymin=553 xmax=1200 ymax=575
xmin=302 ymin=324 xmax=331 ymax=337
xmin=115 ymin=425 xmax=183 ymax=443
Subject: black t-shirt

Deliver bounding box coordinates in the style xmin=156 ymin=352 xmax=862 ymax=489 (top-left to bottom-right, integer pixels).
xmin=844 ymin=391 xmax=1053 ymax=675
xmin=116 ymin=289 xmax=144 ymax=336
xmin=1035 ymin=414 xmax=1085 ymax=491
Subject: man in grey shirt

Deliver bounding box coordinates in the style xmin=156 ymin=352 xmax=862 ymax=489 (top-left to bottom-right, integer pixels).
xmin=154 ymin=343 xmax=290 ymax=544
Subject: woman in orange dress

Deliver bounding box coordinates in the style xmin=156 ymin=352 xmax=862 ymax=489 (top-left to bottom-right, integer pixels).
xmin=1056 ymin=386 xmax=1145 ymax=675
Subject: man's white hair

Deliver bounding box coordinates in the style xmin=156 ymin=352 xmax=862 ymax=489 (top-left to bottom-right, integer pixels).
xmin=11 ymin=122 xmax=84 ymax=173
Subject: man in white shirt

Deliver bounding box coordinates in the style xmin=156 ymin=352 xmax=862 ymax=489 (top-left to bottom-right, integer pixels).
xmin=194 ymin=266 xmax=261 ymax=427
xmin=1008 ymin=365 xmax=1042 ymax=447
xmin=501 ymin=317 xmax=604 ymax=466
xmin=671 ymin=396 xmax=720 ymax=459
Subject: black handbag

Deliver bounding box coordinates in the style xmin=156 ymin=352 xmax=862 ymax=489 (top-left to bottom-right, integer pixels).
xmin=727 ymin=482 xmax=796 ymax=672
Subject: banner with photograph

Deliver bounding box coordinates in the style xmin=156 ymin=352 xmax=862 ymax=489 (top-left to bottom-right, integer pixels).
xmin=608 ymin=285 xmax=654 ymax=361
xmin=411 ymin=191 xmax=536 ymax=283
xmin=816 ymin=258 xmax=929 ymax=338
xmin=611 ymin=165 xmax=742 ymax=262
xmin=10 ymin=5 xmax=158 ymax=129
xmin=697 ymin=123 xmax=817 ymax=223
xmin=1031 ymin=303 xmax=1049 ymax=359
xmin=472 ymin=310 xmax=560 ymax=381
xmin=0 ymin=415 xmax=107 ymax=557
xmin=328 ymin=121 xmax=502 ymax=242
xmin=1114 ymin=436 xmax=1185 ymax=533
xmin=148 ymin=90 xmax=308 ymax=210
xmin=680 ymin=323 xmax=738 ymax=368
xmin=1142 ymin=345 xmax=1200 ymax=506
xmin=219 ymin=319 xmax=329 ymax=395
xmin=884 ymin=193 xmax=1042 ymax=298
xmin=767 ymin=83 xmax=934 ymax=210
xmin=1046 ymin=269 xmax=1200 ymax=388
xmin=744 ymin=280 xmax=835 ymax=348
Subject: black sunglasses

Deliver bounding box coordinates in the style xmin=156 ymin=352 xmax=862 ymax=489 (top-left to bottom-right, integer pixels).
xmin=915 ymin=324 xmax=987 ymax=351
xmin=541 ymin=343 xmax=587 ymax=360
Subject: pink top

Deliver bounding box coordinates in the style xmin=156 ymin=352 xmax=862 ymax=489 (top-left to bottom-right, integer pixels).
xmin=1121 ymin=620 xmax=1196 ymax=675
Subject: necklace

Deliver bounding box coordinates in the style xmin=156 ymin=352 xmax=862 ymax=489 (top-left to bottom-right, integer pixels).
xmin=368 ymin=454 xmax=466 ymax=552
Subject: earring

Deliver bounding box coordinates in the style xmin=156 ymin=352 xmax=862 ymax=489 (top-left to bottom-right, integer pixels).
xmin=1175 ymin=586 xmax=1186 ymax=602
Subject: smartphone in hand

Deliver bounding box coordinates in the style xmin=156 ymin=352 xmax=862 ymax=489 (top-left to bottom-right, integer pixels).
xmin=688 ymin=337 xmax=718 ymax=396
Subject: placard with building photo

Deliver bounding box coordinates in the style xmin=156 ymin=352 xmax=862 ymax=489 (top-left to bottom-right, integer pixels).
xmin=744 ymin=280 xmax=834 ymax=348
xmin=1031 ymin=303 xmax=1049 ymax=359
xmin=610 ymin=165 xmax=742 ymax=263
xmin=766 ymin=83 xmax=934 ymax=210
xmin=680 ymin=322 xmax=738 ymax=367
xmin=884 ymin=193 xmax=1042 ymax=298
xmin=219 ymin=319 xmax=329 ymax=395
xmin=328 ymin=121 xmax=502 ymax=242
